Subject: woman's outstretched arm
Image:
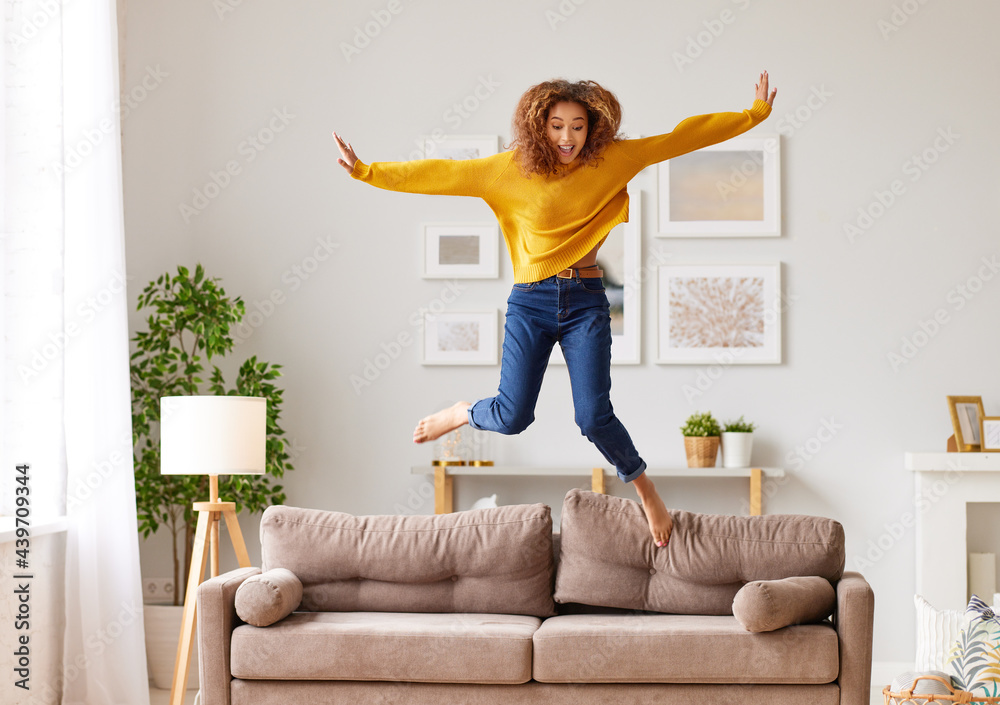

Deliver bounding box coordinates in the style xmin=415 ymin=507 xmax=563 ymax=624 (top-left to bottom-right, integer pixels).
xmin=332 ymin=130 xmax=510 ymax=199
xmin=618 ymin=71 xmax=777 ymax=169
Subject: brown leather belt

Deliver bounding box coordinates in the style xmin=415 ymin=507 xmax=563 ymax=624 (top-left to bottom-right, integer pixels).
xmin=556 ymin=266 xmax=603 ymax=279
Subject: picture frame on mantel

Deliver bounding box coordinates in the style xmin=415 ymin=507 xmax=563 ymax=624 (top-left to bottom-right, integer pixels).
xmin=981 ymin=416 xmax=1000 ymax=452
xmin=947 ymin=395 xmax=986 ymax=452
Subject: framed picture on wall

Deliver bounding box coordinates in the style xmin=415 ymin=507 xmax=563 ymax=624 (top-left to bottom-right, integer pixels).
xmin=549 ymin=190 xmax=643 ymax=366
xmin=947 ymin=396 xmax=986 ymax=451
xmin=423 ymin=223 xmax=499 ymax=279
xmin=656 ymin=263 xmax=782 ymax=364
xmin=422 ymin=310 xmax=498 ymax=365
xmin=420 ymin=135 xmax=499 ymax=160
xmin=981 ymin=417 xmax=1000 ymax=452
xmin=656 ymin=135 xmax=780 ymax=237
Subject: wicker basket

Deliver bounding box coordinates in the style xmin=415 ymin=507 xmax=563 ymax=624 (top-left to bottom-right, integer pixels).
xmin=883 ymin=675 xmax=1000 ymax=704
xmin=683 ymin=436 xmax=720 ymax=468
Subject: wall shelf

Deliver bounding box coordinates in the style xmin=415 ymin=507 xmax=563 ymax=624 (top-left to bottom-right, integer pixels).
xmin=410 ymin=466 xmax=785 ymax=515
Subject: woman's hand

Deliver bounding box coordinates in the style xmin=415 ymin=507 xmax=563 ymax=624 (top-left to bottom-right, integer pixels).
xmin=755 ymin=71 xmax=777 ymax=107
xmin=333 ymin=131 xmax=358 ymax=173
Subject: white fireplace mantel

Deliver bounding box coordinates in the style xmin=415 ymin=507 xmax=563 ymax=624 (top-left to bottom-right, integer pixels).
xmin=905 ymin=452 xmax=1000 ymax=472
xmin=907 ymin=451 xmax=1000 ymax=609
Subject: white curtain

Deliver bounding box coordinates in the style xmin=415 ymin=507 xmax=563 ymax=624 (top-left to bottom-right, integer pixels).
xmin=60 ymin=1 xmax=150 ymax=703
xmin=3 ymin=0 xmax=149 ymax=703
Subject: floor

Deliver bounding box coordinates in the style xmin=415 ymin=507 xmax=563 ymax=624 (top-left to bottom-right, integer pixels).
xmin=149 ymin=686 xmax=198 ymax=705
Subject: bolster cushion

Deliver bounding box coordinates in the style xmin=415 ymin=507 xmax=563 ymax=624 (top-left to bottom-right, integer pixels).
xmin=234 ymin=568 xmax=303 ymax=627
xmin=554 ymin=489 xmax=845 ymax=614
xmin=732 ymin=576 xmax=836 ymax=632
xmin=260 ymin=503 xmax=555 ymax=617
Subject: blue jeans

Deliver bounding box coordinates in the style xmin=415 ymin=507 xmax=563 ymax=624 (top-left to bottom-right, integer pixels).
xmin=467 ymin=274 xmax=647 ymax=483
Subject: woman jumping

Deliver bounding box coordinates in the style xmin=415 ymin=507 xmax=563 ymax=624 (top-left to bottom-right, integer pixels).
xmin=334 ymin=72 xmax=776 ymax=547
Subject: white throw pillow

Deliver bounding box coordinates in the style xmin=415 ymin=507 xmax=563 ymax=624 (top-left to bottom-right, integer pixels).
xmin=914 ymin=594 xmax=971 ymax=671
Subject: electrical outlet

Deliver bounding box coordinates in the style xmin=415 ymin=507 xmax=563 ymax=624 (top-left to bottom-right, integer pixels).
xmin=143 ymin=577 xmax=176 ymax=603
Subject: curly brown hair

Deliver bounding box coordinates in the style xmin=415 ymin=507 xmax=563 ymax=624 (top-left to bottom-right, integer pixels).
xmin=507 ymin=78 xmax=624 ymax=177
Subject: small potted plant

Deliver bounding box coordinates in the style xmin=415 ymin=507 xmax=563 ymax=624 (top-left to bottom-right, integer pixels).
xmin=680 ymin=411 xmax=722 ymax=468
xmin=721 ymin=416 xmax=757 ymax=468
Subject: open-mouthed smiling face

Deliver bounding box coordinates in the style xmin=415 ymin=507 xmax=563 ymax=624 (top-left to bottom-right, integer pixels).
xmin=546 ymin=100 xmax=589 ymax=165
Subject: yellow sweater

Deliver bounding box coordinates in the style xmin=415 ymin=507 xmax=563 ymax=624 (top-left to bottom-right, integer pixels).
xmin=351 ymin=99 xmax=772 ymax=283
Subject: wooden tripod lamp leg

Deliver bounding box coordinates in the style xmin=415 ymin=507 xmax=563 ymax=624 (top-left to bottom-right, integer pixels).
xmin=170 ymin=508 xmax=210 ymax=705
xmin=209 ymin=475 xmax=220 ymax=577
xmin=222 ymin=508 xmax=251 ymax=568
xmin=210 ymin=512 xmax=220 ymax=578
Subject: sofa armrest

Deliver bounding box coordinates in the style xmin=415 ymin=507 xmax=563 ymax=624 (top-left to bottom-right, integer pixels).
xmin=833 ymin=571 xmax=875 ymax=705
xmin=198 ymin=567 xmax=261 ymax=705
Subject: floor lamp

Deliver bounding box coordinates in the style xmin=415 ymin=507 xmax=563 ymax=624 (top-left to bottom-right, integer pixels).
xmin=159 ymin=395 xmax=266 ymax=705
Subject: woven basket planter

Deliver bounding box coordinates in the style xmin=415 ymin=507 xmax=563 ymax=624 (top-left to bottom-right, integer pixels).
xmin=684 ymin=436 xmax=720 ymax=468
xmin=883 ymin=675 xmax=1000 ymax=704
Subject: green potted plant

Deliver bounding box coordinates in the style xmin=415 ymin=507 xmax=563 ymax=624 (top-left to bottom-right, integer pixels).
xmin=680 ymin=411 xmax=722 ymax=468
xmin=721 ymin=416 xmax=757 ymax=468
xmin=130 ymin=264 xmax=293 ymax=690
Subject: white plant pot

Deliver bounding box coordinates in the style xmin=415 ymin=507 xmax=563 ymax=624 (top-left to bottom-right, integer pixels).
xmin=721 ymin=432 xmax=754 ymax=468
xmin=144 ymin=603 xmax=199 ymax=690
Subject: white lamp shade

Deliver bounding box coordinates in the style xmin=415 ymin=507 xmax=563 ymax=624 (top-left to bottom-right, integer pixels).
xmin=160 ymin=396 xmax=266 ymax=476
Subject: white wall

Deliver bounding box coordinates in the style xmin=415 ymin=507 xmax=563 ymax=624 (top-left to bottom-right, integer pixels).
xmin=122 ymin=0 xmax=1000 ymax=666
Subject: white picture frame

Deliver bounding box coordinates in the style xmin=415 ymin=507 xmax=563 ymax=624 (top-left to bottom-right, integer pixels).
xmin=656 ymin=263 xmax=782 ymax=364
xmin=549 ymin=190 xmax=642 ymax=366
xmin=420 ymin=134 xmax=499 ymax=160
xmin=423 ymin=223 xmax=499 ymax=279
xmin=981 ymin=417 xmax=1000 ymax=452
xmin=656 ymin=135 xmax=780 ymax=237
xmin=422 ymin=310 xmax=498 ymax=366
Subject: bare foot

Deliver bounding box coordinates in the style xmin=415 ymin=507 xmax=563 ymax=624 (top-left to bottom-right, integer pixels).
xmin=413 ymin=401 xmax=472 ymax=443
xmin=632 ymin=473 xmax=673 ymax=547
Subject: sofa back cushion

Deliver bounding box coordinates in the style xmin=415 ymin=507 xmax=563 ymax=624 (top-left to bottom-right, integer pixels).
xmin=260 ymin=503 xmax=555 ymax=617
xmin=554 ymin=489 xmax=844 ymax=615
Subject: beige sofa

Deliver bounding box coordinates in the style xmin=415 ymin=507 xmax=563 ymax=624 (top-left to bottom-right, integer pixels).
xmin=198 ymin=489 xmax=874 ymax=705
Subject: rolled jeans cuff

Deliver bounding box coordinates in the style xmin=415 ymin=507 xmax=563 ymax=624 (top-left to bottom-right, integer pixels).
xmin=467 ymin=403 xmax=484 ymax=431
xmin=617 ymin=459 xmax=647 ymax=484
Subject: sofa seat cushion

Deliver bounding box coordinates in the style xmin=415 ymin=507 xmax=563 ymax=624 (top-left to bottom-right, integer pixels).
xmin=230 ymin=612 xmax=540 ymax=684
xmin=531 ymin=614 xmax=839 ymax=684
